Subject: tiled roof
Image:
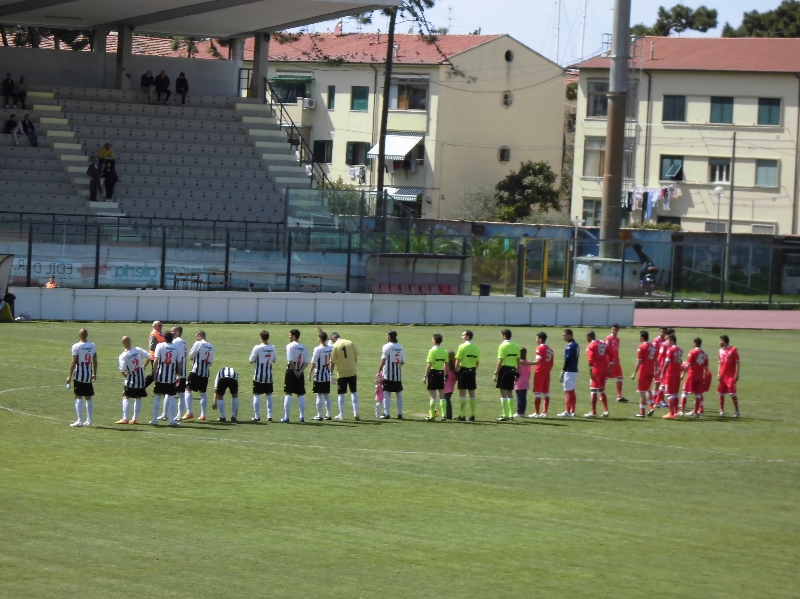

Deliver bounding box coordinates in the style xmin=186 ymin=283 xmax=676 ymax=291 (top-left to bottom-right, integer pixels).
xmin=574 ymin=36 xmax=800 ymax=74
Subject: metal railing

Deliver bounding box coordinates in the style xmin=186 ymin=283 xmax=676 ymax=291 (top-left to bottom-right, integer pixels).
xmin=264 ymin=78 xmax=331 ymax=190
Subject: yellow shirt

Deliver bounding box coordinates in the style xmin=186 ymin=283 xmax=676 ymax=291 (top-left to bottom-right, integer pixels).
xmin=426 ymin=346 xmax=448 ymax=371
xmin=456 ymin=341 xmax=481 ymax=368
xmin=330 ymin=338 xmax=358 ymax=378
xmin=497 ymin=341 xmax=521 ymax=368
xmin=98 ymin=146 xmax=114 ymax=159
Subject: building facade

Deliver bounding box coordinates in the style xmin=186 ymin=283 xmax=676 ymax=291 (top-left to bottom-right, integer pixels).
xmin=572 ymin=37 xmax=800 ymax=235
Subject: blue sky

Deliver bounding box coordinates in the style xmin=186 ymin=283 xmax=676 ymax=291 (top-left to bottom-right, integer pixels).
xmin=320 ymin=1 xmax=786 ymax=66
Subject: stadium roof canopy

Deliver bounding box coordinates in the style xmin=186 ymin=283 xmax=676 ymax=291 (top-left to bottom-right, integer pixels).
xmin=0 ymin=0 xmax=399 ymax=38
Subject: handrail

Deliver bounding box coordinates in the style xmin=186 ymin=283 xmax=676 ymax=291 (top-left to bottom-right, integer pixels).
xmin=264 ymin=78 xmax=331 ymax=190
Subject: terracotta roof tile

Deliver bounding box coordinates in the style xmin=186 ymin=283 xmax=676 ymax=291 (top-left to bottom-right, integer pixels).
xmin=574 ymin=36 xmax=800 ymax=74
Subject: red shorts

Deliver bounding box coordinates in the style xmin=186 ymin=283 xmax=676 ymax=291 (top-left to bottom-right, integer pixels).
xmin=666 ymin=376 xmax=682 ymax=396
xmin=637 ymin=372 xmax=654 ymax=392
xmin=533 ymin=371 xmax=551 ymax=394
xmin=717 ymin=377 xmax=737 ymax=395
xmin=589 ymin=367 xmax=607 ymax=389
xmin=609 ymin=362 xmax=623 ymax=378
xmin=683 ymin=377 xmax=704 ymax=395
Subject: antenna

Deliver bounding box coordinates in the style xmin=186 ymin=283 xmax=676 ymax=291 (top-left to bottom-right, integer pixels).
xmin=554 ymin=0 xmax=561 ymax=65
xmin=448 ymin=7 xmax=453 ymax=31
xmin=579 ymin=0 xmax=588 ymax=62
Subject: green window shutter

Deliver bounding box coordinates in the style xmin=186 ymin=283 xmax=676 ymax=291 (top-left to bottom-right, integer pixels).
xmin=327 ymin=85 xmax=336 ymax=110
xmin=313 ymin=140 xmax=326 ymax=163
xmin=663 ymin=95 xmax=685 ymax=122
xmin=758 ymin=98 xmax=780 ymax=125
xmin=660 ymin=156 xmax=684 ymax=181
xmin=345 ymin=142 xmax=355 ymax=165
xmin=351 ymin=86 xmax=369 ymax=111
xmin=711 ymin=97 xmax=733 ymax=124
xmin=755 ymin=159 xmax=778 ymax=187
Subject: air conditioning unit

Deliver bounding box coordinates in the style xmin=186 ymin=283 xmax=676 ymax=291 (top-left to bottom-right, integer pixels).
xmin=302 ymin=98 xmax=316 ymax=109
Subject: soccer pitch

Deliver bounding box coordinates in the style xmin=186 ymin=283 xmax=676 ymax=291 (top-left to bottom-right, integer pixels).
xmin=1 ymin=322 xmax=798 ymax=599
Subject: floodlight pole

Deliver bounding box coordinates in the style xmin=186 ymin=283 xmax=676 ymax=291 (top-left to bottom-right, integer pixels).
xmin=724 ymin=131 xmax=737 ymax=293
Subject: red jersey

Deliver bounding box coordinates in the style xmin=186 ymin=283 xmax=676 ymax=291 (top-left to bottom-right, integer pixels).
xmin=655 ymin=337 xmax=668 ymax=368
xmin=586 ymin=340 xmax=609 ymax=369
xmin=664 ymin=345 xmax=683 ymax=379
xmin=534 ymin=344 xmax=554 ymax=374
xmin=636 ymin=342 xmax=656 ymax=376
xmin=604 ymin=334 xmax=620 ymax=365
xmin=718 ymin=346 xmax=739 ymax=378
xmin=685 ymin=348 xmax=708 ymax=381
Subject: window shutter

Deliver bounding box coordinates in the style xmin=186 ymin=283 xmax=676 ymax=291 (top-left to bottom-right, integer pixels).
xmin=345 ymin=142 xmax=355 ymax=166
xmin=313 ymin=140 xmax=326 ymax=163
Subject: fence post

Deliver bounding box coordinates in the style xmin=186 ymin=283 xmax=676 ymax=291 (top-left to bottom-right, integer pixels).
xmin=224 ymin=229 xmax=231 ymax=291
xmin=160 ymin=227 xmax=167 ymax=290
xmin=358 ymin=190 xmax=365 ymax=257
xmin=515 ymin=241 xmax=525 ymax=297
xmin=767 ymin=245 xmax=774 ymax=306
xmin=94 ymin=224 xmax=101 ymax=289
xmin=669 ymin=244 xmax=676 ymax=302
xmin=285 ymin=232 xmax=292 ymax=292
xmin=345 ymin=234 xmax=352 ymax=292
xmin=25 ymin=220 xmax=33 ymax=287
xmin=619 ymin=243 xmax=626 ymax=299
xmin=720 ymin=244 xmax=727 ymax=304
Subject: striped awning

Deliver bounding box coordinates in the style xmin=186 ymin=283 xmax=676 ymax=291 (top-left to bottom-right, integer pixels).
xmin=370 ymin=187 xmax=424 ymax=202
xmin=368 ymin=135 xmax=424 ymax=161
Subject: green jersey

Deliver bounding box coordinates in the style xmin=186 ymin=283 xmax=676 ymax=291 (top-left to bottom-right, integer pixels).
xmin=497 ymin=341 xmax=520 ymax=367
xmin=426 ymin=345 xmax=448 ymax=371
xmin=456 ymin=341 xmax=481 ymax=368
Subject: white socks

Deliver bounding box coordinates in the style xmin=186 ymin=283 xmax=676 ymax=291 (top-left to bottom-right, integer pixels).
xmin=298 ymin=396 xmax=305 ymax=420
xmin=85 ymin=399 xmax=93 ymax=423
xmin=338 ymin=394 xmax=345 ymax=417
xmin=383 ymin=391 xmax=391 ymax=416
xmin=133 ymin=398 xmax=142 ymax=421
xmin=74 ymin=398 xmax=82 ymax=420
xmin=284 ymin=395 xmax=291 ymax=419
xmin=199 ymin=393 xmax=207 ymax=417
xmin=167 ymin=396 xmax=175 ymax=423
xmin=324 ymin=394 xmax=331 ymax=417
xmin=282 ymin=395 xmax=305 ymax=420
xmin=352 ymin=392 xmax=358 ymax=417
xmin=316 ymin=394 xmax=323 ymax=417
xmin=153 ymin=395 xmax=161 ymax=421
xmin=231 ymin=397 xmax=239 ymax=418
xmin=396 ymin=392 xmax=403 ymax=416
xmin=122 ymin=398 xmax=129 ymax=421
xmin=253 ymin=394 xmax=261 ymax=419
xmin=218 ymin=399 xmax=226 ymax=419
xmin=184 ymin=390 xmax=192 ymax=415
xmin=266 ymin=394 xmax=273 ymax=419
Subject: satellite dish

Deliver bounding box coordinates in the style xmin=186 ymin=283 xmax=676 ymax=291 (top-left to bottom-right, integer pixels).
xmin=333 ymin=21 xmax=343 ymax=36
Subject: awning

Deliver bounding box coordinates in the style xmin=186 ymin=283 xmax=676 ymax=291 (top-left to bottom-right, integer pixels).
xmin=370 ymin=187 xmax=424 ymax=202
xmin=368 ymin=135 xmax=424 ymax=161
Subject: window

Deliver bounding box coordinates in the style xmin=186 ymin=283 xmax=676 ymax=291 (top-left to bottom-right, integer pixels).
xmin=345 ymin=141 xmax=371 ymax=165
xmin=499 ymin=147 xmax=511 ymax=162
xmin=582 ymin=199 xmax=601 ymax=226
xmin=505 ymin=50 xmax=514 ymax=62
xmin=587 ymin=81 xmax=608 ymax=117
xmin=710 ymin=96 xmax=733 ymax=124
xmin=501 ymin=90 xmax=513 ymax=107
xmin=351 ymin=86 xmax=369 ymax=111
xmin=312 ymin=140 xmax=333 ymax=164
xmin=758 ymin=98 xmax=781 ymax=126
xmin=238 ymin=68 xmax=252 ymax=98
xmin=704 ymin=221 xmax=727 ymax=233
xmin=660 ymin=156 xmax=684 ymax=181
xmin=709 ymin=158 xmax=730 ymax=183
xmin=755 ymin=159 xmax=779 ymax=187
xmin=752 ymin=224 xmax=776 ymax=235
xmin=582 ymin=138 xmax=633 ymax=179
xmin=270 ymin=79 xmax=309 ymax=104
xmin=327 ymin=86 xmax=336 ymax=110
xmin=662 ymin=95 xmax=686 ymax=122
xmin=389 ymin=80 xmax=428 ymax=110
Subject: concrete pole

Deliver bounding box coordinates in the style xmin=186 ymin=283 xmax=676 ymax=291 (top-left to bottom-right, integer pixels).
xmin=93 ymin=29 xmax=107 ymax=53
xmin=114 ymin=24 xmax=133 ymax=90
xmin=230 ymin=38 xmax=245 ymax=61
xmin=249 ymin=33 xmax=270 ymax=99
xmin=600 ymin=0 xmax=631 ymax=258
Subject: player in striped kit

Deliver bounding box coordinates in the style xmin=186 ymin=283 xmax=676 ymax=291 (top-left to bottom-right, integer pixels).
xmin=282 ymin=329 xmax=309 ymax=423
xmin=213 ymin=367 xmax=239 ymax=422
xmin=309 ymin=331 xmax=334 ymax=420
xmin=66 ymin=328 xmax=97 ymax=427
xmin=159 ymin=325 xmax=188 ymax=421
xmin=187 ymin=330 xmax=214 ymax=421
xmin=379 ymin=330 xmax=405 ymax=419
xmin=249 ymin=330 xmax=276 ymax=422
xmin=117 ymin=336 xmax=150 ymax=424
xmin=150 ymin=331 xmax=182 ymax=427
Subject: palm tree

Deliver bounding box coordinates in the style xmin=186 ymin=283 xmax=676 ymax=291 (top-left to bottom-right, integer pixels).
xmin=171 ymin=36 xmax=199 ymax=58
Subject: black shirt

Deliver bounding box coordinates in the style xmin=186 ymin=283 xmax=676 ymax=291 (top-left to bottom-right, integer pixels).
xmin=140 ymin=74 xmax=154 ymax=87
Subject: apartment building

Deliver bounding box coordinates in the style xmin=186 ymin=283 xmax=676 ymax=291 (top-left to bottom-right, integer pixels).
xmin=572 ymin=37 xmax=800 ymax=235
xmin=242 ymin=32 xmax=564 ymax=218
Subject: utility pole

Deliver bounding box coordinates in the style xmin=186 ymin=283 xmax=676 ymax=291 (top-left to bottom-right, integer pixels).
xmin=579 ymin=0 xmax=588 ymax=62
xmin=375 ymin=7 xmax=397 ymax=214
xmin=600 ymin=0 xmax=631 ymax=258
xmin=555 ymin=0 xmax=561 ymax=64
xmin=724 ymin=131 xmax=737 ymax=290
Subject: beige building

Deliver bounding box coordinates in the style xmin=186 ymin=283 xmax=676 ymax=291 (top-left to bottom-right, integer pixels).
xmin=573 ymin=36 xmax=800 ymax=235
xmin=244 ymin=32 xmax=564 ymax=218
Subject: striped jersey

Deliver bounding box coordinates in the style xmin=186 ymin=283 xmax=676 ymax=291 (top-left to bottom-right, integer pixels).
xmin=215 ymin=367 xmax=238 ymax=386
xmin=154 ymin=341 xmax=179 ymax=384
xmin=173 ymin=336 xmax=187 ymax=378
xmin=71 ymin=341 xmax=96 ymax=383
xmin=381 ymin=342 xmax=405 ymax=381
xmin=286 ymin=341 xmax=309 ymax=372
xmin=250 ymin=343 xmax=277 ymax=383
xmin=118 ymin=347 xmax=149 ymax=388
xmin=189 ymin=340 xmax=214 ymax=377
xmin=311 ymin=345 xmax=333 ymax=382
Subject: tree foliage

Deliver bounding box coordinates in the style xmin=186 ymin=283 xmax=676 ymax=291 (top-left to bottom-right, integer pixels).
xmin=722 ymin=0 xmax=800 ymax=37
xmin=171 ymin=36 xmax=199 ymax=58
xmin=447 ymin=187 xmax=497 ymax=222
xmin=495 ymin=161 xmax=560 ymax=222
xmin=631 ymin=4 xmax=718 ymax=37
xmin=322 ymin=176 xmax=362 ymax=216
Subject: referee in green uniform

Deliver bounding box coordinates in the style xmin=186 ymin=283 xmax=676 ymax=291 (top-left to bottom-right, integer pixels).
xmin=455 ymin=330 xmax=481 ymax=421
xmin=424 ymin=334 xmax=448 ymax=421
xmin=494 ymin=329 xmax=520 ymax=421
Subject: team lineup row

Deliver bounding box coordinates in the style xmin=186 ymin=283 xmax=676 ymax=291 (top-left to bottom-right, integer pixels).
xmin=63 ymin=322 xmax=742 ymax=428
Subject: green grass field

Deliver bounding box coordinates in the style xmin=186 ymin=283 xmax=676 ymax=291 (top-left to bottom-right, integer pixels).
xmin=1 ymin=322 xmax=798 ymax=599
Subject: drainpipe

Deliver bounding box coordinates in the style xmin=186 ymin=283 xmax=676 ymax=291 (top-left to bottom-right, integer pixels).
xmin=641 ymin=70 xmax=652 ymax=223
xmin=793 ymin=74 xmax=800 ymax=235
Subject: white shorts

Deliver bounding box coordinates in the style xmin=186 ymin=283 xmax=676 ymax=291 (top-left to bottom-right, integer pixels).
xmin=562 ymin=371 xmax=578 ymax=392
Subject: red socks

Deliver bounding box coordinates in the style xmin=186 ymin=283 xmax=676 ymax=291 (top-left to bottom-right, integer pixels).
xmin=600 ymin=392 xmax=608 ymax=411
xmin=544 ymin=396 xmax=550 ymax=413
xmin=534 ymin=396 xmax=541 ymax=413
xmin=616 ymin=379 xmax=623 ymax=399
xmin=731 ymin=395 xmax=739 ymax=411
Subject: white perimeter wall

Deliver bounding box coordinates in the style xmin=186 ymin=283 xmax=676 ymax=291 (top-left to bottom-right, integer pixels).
xmin=0 ymin=47 xmax=242 ymax=96
xmin=9 ymin=288 xmax=634 ymax=327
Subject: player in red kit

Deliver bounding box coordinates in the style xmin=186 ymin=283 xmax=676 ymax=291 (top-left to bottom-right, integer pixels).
xmin=661 ymin=334 xmax=683 ymax=419
xmin=653 ymin=327 xmax=673 ymax=409
xmin=584 ymin=331 xmax=610 ymax=417
xmin=529 ymin=331 xmax=554 ymax=418
xmin=605 ymin=324 xmax=627 ymax=403
xmin=630 ymin=331 xmax=656 ymax=417
xmin=680 ymin=337 xmax=708 ymax=418
xmin=717 ymin=335 xmax=740 ymax=418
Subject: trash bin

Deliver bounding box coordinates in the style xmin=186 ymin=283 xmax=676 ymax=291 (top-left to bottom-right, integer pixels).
xmin=479 ymin=283 xmax=491 ymax=297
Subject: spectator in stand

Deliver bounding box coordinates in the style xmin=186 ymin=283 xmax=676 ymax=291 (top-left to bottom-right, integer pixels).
xmin=103 ymin=161 xmax=118 ymax=201
xmin=3 ymin=73 xmax=15 ymax=108
xmin=4 ymin=114 xmax=23 ymax=146
xmin=140 ymin=70 xmax=155 ymax=103
xmin=98 ymin=142 xmax=114 ymax=167
xmin=175 ymin=72 xmax=189 ymax=106
xmin=21 ymin=114 xmax=37 ymax=147
xmin=15 ymin=76 xmax=28 ymax=110
xmin=154 ymin=70 xmax=171 ymax=104
xmin=45 ymin=275 xmax=58 ymax=289
xmin=87 ymin=157 xmax=102 ymax=202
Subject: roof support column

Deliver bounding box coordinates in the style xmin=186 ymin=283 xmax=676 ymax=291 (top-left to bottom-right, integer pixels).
xmin=249 ymin=33 xmax=270 ymax=99
xmin=114 ymin=24 xmax=133 ymax=90
xmin=93 ymin=29 xmax=107 ymax=53
xmin=230 ymin=38 xmax=244 ymax=61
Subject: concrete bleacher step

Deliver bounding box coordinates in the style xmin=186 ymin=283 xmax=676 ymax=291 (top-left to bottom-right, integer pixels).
xmin=0 ymin=181 xmax=79 ymax=194
xmin=108 ymin=153 xmax=268 ymax=169
xmin=28 ymin=91 xmax=55 ymax=99
xmin=240 ymin=116 xmax=279 ymax=127
xmin=0 ymin=145 xmax=59 ymax=158
xmin=116 ymin=187 xmax=277 ymax=201
xmin=233 ymin=103 xmax=271 ymax=112
xmin=72 ymin=126 xmax=255 ymax=146
xmin=118 ymin=201 xmax=284 ymax=223
xmin=59 ymin=100 xmax=240 ymax=122
xmin=32 ymin=103 xmax=63 ymax=113
xmin=0 ymin=201 xmax=95 ymax=216
xmin=257 ymin=152 xmax=298 ymax=163
xmin=114 ymin=163 xmax=270 ymax=181
xmin=51 ymin=86 xmax=258 ymax=109
xmin=245 ymin=128 xmax=285 ymax=139
xmin=0 ymin=168 xmax=70 ymax=183
xmin=75 ymin=138 xmax=261 ymax=158
xmin=0 ymin=192 xmax=86 ymax=207
xmin=67 ymin=113 xmax=248 ymax=133
xmin=116 ymin=177 xmax=274 ymax=192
